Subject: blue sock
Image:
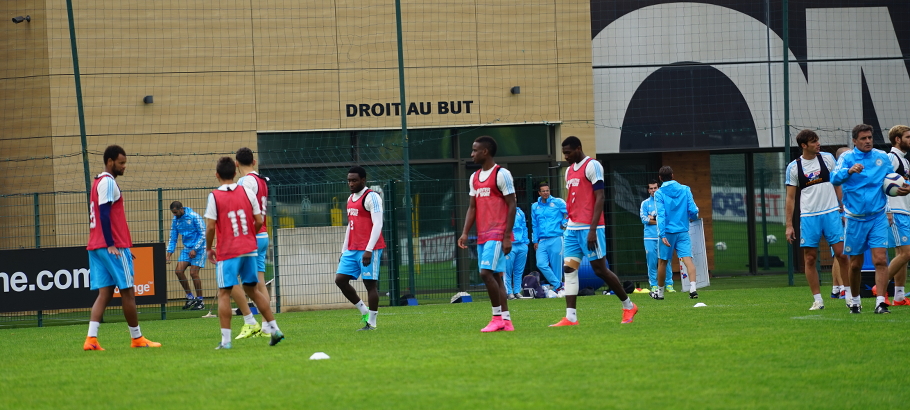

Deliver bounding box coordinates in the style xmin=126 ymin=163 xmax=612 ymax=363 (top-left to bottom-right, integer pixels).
xmin=196 ymin=296 xmax=203 ymax=300
xmin=186 ymin=293 xmax=194 ymax=299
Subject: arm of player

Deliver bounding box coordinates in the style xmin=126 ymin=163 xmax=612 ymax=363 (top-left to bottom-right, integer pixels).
xmin=531 ymin=203 xmax=540 ymax=244
xmin=190 ymin=212 xmax=207 ymax=251
xmin=784 ymin=185 xmax=797 ymax=243
xmin=588 ymin=187 xmax=605 ymax=251
xmin=640 ymin=200 xmax=651 ymax=225
xmin=363 ymin=192 xmax=384 ymax=266
xmin=655 ymin=191 xmax=666 ymax=239
xmin=687 ymin=188 xmax=699 ymax=220
xmin=831 ymin=154 xmax=860 ymax=185
xmin=458 ymin=196 xmax=477 ymax=249
xmin=205 ymin=218 xmax=216 ymax=264
xmin=166 ymin=216 xmax=178 ymax=256
xmin=502 ymin=193 xmax=516 ymax=255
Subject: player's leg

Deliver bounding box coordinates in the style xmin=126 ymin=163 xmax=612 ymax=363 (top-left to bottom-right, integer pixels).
xmin=803 ymin=247 xmax=824 ymax=309
xmin=187 ymin=264 xmax=205 ymax=310
xmin=537 ymin=237 xmax=563 ymax=291
xmin=512 ymin=244 xmax=528 ymax=296
xmin=504 ymin=253 xmax=516 ymax=300
xmin=253 ymin=235 xmax=270 ymax=320
xmin=239 ymin=256 xmax=284 ymax=344
xmin=800 ymin=213 xmax=824 ymax=307
xmin=108 ymin=248 xmax=159 ymax=347
xmin=653 ymin=233 xmax=677 ymax=299
xmin=887 ymin=214 xmax=910 ymax=304
xmin=335 ymin=250 xmax=370 ymax=328
xmin=359 ymin=249 xmax=382 ymax=330
xmin=85 ymin=249 xmax=117 ymax=350
xmin=645 ymin=238 xmax=658 ymax=291
xmin=587 ymin=227 xmax=637 ymax=323
xmin=831 ymin=242 xmax=848 ymax=301
xmin=553 ymin=229 xmax=582 ymax=325
xmin=230 ymin=283 xmax=259 ymax=339
xmin=674 ymin=232 xmax=697 ymax=297
xmin=175 ymin=248 xmax=194 ymax=306
xmin=478 ymin=241 xmax=511 ymax=332
xmin=217 ymin=286 xmax=234 ymax=349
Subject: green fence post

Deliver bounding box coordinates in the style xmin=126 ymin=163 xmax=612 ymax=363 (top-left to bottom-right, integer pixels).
xmin=271 ymin=204 xmax=281 ymax=314
xmin=158 ymin=188 xmax=166 ymax=320
xmin=35 ymin=193 xmax=42 ymax=326
xmin=759 ymin=169 xmax=769 ymax=270
xmin=388 ymin=180 xmax=401 ymax=306
xmin=783 ymin=0 xmax=793 ymax=286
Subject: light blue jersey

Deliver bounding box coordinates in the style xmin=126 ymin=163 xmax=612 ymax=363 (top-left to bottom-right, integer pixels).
xmin=531 ymin=196 xmax=567 ymax=242
xmin=513 ymin=208 xmax=529 ymax=245
xmin=640 ymin=196 xmax=658 ymax=239
xmin=831 ymin=147 xmax=890 ymax=221
xmin=655 ymin=181 xmax=699 ymax=237
xmin=166 ymin=207 xmax=206 ymax=254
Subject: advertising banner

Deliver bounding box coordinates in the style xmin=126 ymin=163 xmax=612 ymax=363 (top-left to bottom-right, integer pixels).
xmin=0 ymin=244 xmax=166 ymax=313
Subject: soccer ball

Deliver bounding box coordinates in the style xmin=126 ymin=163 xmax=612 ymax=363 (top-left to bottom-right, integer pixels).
xmin=715 ymin=241 xmax=727 ymax=251
xmin=883 ymin=172 xmax=905 ymax=197
xmin=766 ymin=235 xmax=777 ymax=244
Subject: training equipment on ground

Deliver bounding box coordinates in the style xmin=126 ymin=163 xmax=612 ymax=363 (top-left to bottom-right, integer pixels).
xmin=884 ymin=173 xmax=904 ymax=197
xmin=715 ymin=241 xmax=727 ymax=251
xmin=309 ymin=352 xmax=330 ymax=360
xmin=766 ymin=235 xmax=777 ymax=244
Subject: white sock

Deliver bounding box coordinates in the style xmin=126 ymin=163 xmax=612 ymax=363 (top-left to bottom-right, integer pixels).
xmin=896 ymin=287 xmax=905 ymax=301
xmin=621 ymin=298 xmax=633 ymax=310
xmin=221 ymin=328 xmax=231 ymax=344
xmin=88 ymin=321 xmax=100 ymax=337
xmin=243 ymin=313 xmax=257 ymax=326
xmin=566 ymin=308 xmax=577 ymax=322
xmin=658 ymin=286 xmax=664 ymax=298
xmin=492 ymin=306 xmax=502 ymax=316
xmin=368 ymin=310 xmax=378 ymax=326
xmin=832 ymin=285 xmax=839 ymax=294
xmin=260 ymin=320 xmax=270 ymax=334
xmin=845 ymin=287 xmax=853 ymax=301
xmin=502 ymin=311 xmax=511 ymax=321
xmin=877 ymin=296 xmax=886 ymax=306
xmin=355 ymin=300 xmax=369 ymax=315
xmin=690 ymin=281 xmax=697 ymax=292
xmin=128 ymin=326 xmax=142 ymax=339
xmin=267 ymin=320 xmax=280 ymax=333
xmin=813 ymin=293 xmax=823 ymax=304
xmin=853 ymin=296 xmax=861 ymax=306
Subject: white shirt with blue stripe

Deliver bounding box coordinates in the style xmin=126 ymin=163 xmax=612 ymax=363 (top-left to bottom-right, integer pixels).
xmin=95 ymin=172 xmax=120 ymax=205
xmin=469 ymin=165 xmax=515 ymax=197
xmin=785 ymin=152 xmax=839 ymax=217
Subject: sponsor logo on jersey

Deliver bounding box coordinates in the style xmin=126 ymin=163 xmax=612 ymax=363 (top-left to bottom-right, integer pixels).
xmin=347 ymin=208 xmax=359 ymax=216
xmin=567 ymin=178 xmax=580 ymax=187
xmin=476 ymin=187 xmax=492 ymax=197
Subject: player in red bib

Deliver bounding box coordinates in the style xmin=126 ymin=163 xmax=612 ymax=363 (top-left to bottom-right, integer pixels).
xmin=231 ymin=147 xmax=275 ymax=339
xmin=335 ymin=166 xmax=385 ymax=330
xmin=551 ymin=137 xmax=638 ymax=326
xmin=205 ymin=157 xmax=284 ymax=349
xmin=458 ymin=136 xmax=518 ymax=332
xmin=83 ymin=145 xmax=161 ymax=350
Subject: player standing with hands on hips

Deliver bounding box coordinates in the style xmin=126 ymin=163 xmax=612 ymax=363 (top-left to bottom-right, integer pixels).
xmin=551 ymin=136 xmax=638 ymax=326
xmin=831 ymin=124 xmax=910 ymax=314
xmin=458 ymin=136 xmax=517 ymax=332
xmin=84 ymin=145 xmax=161 ymax=350
xmin=334 ymin=166 xmax=385 ymax=331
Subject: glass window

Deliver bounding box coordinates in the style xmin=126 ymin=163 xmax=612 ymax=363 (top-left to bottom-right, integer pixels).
xmin=459 ymin=125 xmax=549 ymax=158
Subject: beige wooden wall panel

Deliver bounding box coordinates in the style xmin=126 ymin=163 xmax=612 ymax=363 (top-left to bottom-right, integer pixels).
xmin=555 ymin=0 xmax=592 ymax=64
xmin=256 ymin=70 xmax=341 ymax=131
xmin=69 ymin=0 xmax=254 ymax=75
xmin=1 ymin=0 xmax=49 ymax=80
xmin=662 ymin=151 xmax=715 ymax=270
xmin=401 ymin=1 xmax=478 ymax=66
xmin=335 ymin=0 xmax=398 ymax=70
xmin=477 ymin=64 xmax=560 ymax=125
xmin=397 ymin=66 xmax=482 ymax=128
xmin=75 ymin=72 xmax=257 ymax=136
xmin=338 ymin=68 xmax=401 ymax=129
xmin=1 ymin=78 xmax=54 ymax=194
xmin=475 ymin=1 xmax=558 ymax=66
xmin=557 ymin=62 xmax=594 ymax=122
xmin=252 ymin=0 xmax=338 ymax=71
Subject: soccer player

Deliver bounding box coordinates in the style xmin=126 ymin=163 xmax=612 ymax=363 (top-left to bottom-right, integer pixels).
xmin=885 ymin=125 xmax=910 ymax=306
xmin=504 ymin=207 xmax=529 ymax=300
xmin=83 ymin=145 xmax=161 ymax=350
xmin=335 ymin=166 xmax=385 ymax=331
xmin=784 ymin=130 xmax=849 ymax=311
xmin=230 ymin=147 xmax=274 ymax=339
xmin=832 ymin=124 xmax=910 ymax=314
xmin=650 ymin=165 xmax=699 ymax=300
xmin=551 ymin=136 xmax=638 ymax=326
xmin=531 ymin=182 xmax=567 ymax=293
xmin=205 ymin=157 xmax=284 ymax=349
xmin=166 ymin=201 xmax=207 ymax=310
xmin=641 ymin=180 xmax=673 ymax=293
xmin=457 ymin=136 xmax=517 ymax=332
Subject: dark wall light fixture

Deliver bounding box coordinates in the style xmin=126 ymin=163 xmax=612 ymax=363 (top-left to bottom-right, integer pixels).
xmin=12 ymin=15 xmax=30 ymax=23
xmin=143 ymin=96 xmax=154 ymax=104
xmin=510 ymin=86 xmax=520 ymax=95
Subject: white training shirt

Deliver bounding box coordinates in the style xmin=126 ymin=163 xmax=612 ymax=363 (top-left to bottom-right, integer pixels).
xmin=204 ymin=183 xmax=262 ymax=221
xmin=785 ymin=152 xmax=839 ymax=216
xmin=888 ymin=147 xmax=910 ymax=215
xmin=565 ymin=156 xmax=604 ymax=228
xmin=469 ymin=165 xmax=515 ymax=197
xmin=95 ymin=172 xmax=121 ymax=205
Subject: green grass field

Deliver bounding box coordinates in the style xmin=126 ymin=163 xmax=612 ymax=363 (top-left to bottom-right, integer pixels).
xmin=3 ymin=279 xmax=909 ymax=410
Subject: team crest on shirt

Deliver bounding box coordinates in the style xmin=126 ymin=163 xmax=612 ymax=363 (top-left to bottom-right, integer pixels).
xmin=800 ymin=238 xmax=805 ymax=245
xmin=481 ymin=260 xmax=491 ymax=266
xmin=903 ymin=236 xmax=908 ymax=243
xmin=876 ymin=158 xmax=883 ymax=166
xmin=476 ymin=187 xmax=491 ymax=197
xmin=845 ymin=246 xmax=852 ymax=252
xmin=549 ymin=203 xmax=555 ymax=207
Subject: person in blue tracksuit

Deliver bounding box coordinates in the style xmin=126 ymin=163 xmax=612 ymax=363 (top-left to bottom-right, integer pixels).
xmin=832 ymin=124 xmax=910 ymax=314
xmin=641 ymin=180 xmax=673 ymax=292
xmin=531 ymin=182 xmax=567 ymax=292
xmin=651 ymin=166 xmax=699 ymax=300
xmin=166 ymin=201 xmax=207 ymax=310
xmin=505 ymin=207 xmax=530 ymax=299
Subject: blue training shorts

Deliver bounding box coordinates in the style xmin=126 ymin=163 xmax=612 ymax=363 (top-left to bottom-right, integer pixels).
xmin=799 ymin=211 xmax=844 ymax=248
xmin=88 ymin=247 xmax=134 ymax=291
xmin=844 ymin=212 xmax=889 ymax=255
xmin=659 ymin=231 xmax=692 ymax=260
xmin=216 ymin=255 xmax=258 ymax=289
xmin=477 ymin=241 xmax=508 ymax=273
xmin=178 ymin=248 xmax=207 ymax=268
xmin=337 ymin=249 xmax=383 ymax=280
xmin=255 ymin=234 xmax=268 ymax=273
xmin=563 ymin=226 xmax=606 ymax=261
xmin=888 ymin=213 xmax=910 ymax=248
